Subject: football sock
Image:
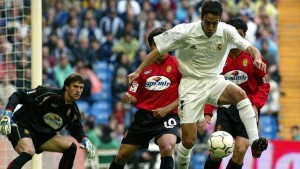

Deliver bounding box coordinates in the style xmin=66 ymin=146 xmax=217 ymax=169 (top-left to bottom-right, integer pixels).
xmin=160 ymin=156 xmax=174 ymax=169
xmin=226 ymin=159 xmax=243 ymax=169
xmin=7 ymin=152 xmax=32 ymax=169
xmin=204 ymin=155 xmax=221 ymax=169
xmin=236 ymin=98 xmax=259 ymax=144
xmin=176 ymin=142 xmax=193 ymax=169
xmin=59 ymin=143 xmax=77 ymax=169
xmin=109 ymin=159 xmax=125 ymax=169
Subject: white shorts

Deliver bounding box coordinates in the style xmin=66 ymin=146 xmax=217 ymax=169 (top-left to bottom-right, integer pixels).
xmin=178 ymin=75 xmax=232 ymax=124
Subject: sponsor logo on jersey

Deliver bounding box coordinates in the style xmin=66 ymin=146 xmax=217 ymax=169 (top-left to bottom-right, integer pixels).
xmin=224 ymin=70 xmax=248 ymax=85
xmin=129 ymin=82 xmax=139 ymax=93
xmin=243 ymin=59 xmax=248 ymax=67
xmin=166 ymin=66 xmax=172 ymax=72
xmin=43 ymin=113 xmax=63 ymax=129
xmin=144 ymin=70 xmax=152 ymax=75
xmin=145 ymin=76 xmax=171 ymax=90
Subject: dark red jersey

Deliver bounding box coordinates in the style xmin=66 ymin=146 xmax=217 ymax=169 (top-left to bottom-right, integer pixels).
xmin=222 ymin=51 xmax=270 ymax=108
xmin=128 ymin=54 xmax=182 ymax=114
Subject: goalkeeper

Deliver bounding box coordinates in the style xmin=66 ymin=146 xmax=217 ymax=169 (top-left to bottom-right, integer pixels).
xmin=0 ymin=73 xmax=95 ymax=169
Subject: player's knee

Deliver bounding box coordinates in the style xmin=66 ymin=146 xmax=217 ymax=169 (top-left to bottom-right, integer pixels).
xmin=234 ymin=88 xmax=247 ymax=102
xmin=233 ymin=144 xmax=248 ymax=157
xmin=182 ymin=138 xmax=195 ymax=149
xmin=115 ymin=152 xmax=129 ymax=164
xmin=159 ymin=144 xmax=175 ymax=156
xmin=15 ymin=145 xmax=35 ymax=156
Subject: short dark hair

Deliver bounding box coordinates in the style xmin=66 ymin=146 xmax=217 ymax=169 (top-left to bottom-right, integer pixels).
xmin=147 ymin=27 xmax=167 ymax=47
xmin=227 ymin=17 xmax=248 ymax=34
xmin=201 ymin=0 xmax=223 ymax=18
xmin=63 ymin=73 xmax=84 ymax=91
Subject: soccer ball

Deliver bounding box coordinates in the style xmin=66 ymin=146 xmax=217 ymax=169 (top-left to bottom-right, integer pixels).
xmin=207 ymin=131 xmax=235 ymax=158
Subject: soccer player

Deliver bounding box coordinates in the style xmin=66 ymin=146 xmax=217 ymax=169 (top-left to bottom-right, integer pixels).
xmin=0 ymin=73 xmax=95 ymax=169
xmin=202 ymin=17 xmax=270 ymax=169
xmin=127 ymin=1 xmax=268 ymax=168
xmin=109 ymin=27 xmax=182 ymax=169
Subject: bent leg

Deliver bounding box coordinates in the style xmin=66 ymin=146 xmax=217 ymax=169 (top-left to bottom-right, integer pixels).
xmin=218 ymin=84 xmax=259 ymax=144
xmin=7 ymin=127 xmax=35 ymax=169
xmin=40 ymin=135 xmax=75 ymax=169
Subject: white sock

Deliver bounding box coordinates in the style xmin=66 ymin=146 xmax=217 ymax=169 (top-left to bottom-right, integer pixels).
xmin=176 ymin=142 xmax=193 ymax=169
xmin=236 ymin=98 xmax=259 ymax=145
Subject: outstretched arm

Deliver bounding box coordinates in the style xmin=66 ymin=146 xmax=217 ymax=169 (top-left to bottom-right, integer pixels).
xmin=128 ymin=48 xmax=161 ymax=83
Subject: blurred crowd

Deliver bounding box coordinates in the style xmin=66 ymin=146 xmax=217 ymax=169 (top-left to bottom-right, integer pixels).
xmin=0 ymin=0 xmax=292 ymax=167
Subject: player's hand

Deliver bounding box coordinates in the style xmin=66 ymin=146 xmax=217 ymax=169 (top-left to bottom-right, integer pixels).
xmin=253 ymin=58 xmax=266 ymax=72
xmin=152 ymin=107 xmax=168 ymax=119
xmin=127 ymin=72 xmax=139 ymax=83
xmin=80 ymin=137 xmax=96 ymax=159
xmin=0 ymin=111 xmax=17 ymax=135
xmin=122 ymin=92 xmax=137 ymax=104
xmin=199 ymin=115 xmax=211 ymax=132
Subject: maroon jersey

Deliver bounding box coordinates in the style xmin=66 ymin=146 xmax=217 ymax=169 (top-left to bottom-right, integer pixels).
xmin=128 ymin=54 xmax=181 ymax=114
xmin=222 ymin=51 xmax=270 ymax=108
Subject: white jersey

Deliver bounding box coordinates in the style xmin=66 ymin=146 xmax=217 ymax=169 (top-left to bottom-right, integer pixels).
xmin=154 ymin=21 xmax=251 ymax=78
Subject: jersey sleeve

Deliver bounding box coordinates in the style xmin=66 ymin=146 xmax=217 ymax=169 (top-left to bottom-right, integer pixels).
xmin=252 ymin=57 xmax=271 ymax=108
xmin=154 ymin=24 xmax=187 ymax=55
xmin=66 ymin=105 xmax=86 ymax=142
xmin=226 ymin=24 xmax=251 ymax=51
xmin=5 ymin=86 xmax=57 ymax=112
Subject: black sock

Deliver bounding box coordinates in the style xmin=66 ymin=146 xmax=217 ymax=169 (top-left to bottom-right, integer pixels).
xmin=109 ymin=159 xmax=125 ymax=169
xmin=226 ymin=159 xmax=243 ymax=169
xmin=204 ymin=155 xmax=222 ymax=169
xmin=59 ymin=143 xmax=77 ymax=169
xmin=7 ymin=152 xmax=32 ymax=169
xmin=160 ymin=156 xmax=174 ymax=169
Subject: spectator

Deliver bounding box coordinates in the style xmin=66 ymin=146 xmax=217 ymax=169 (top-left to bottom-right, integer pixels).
xmin=99 ymin=8 xmax=125 ymax=39
xmin=98 ymin=125 xmax=120 ymax=164
xmin=0 ymin=74 xmax=17 ymax=105
xmin=112 ymin=32 xmax=139 ymax=63
xmin=53 ymin=53 xmax=74 ymax=88
xmin=291 ymin=125 xmax=300 ymax=141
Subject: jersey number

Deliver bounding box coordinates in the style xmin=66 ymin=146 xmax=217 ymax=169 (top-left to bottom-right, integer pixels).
xmin=164 ymin=118 xmax=177 ymax=129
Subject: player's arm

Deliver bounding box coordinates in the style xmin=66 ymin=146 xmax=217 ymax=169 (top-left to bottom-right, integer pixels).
xmin=128 ymin=49 xmax=161 ymax=83
xmin=245 ymin=45 xmax=266 ymax=72
xmin=67 ymin=110 xmax=95 ymax=159
xmin=252 ymin=58 xmax=271 ymax=109
xmin=152 ymin=98 xmax=179 ymax=119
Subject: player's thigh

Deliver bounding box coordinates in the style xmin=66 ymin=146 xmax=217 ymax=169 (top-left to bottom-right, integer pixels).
xmin=210 ymin=77 xmax=246 ymax=105
xmin=39 ymin=134 xmax=72 ymax=153
xmin=179 ymin=78 xmax=208 ymax=123
xmin=115 ymin=144 xmax=141 ymax=162
xmin=8 ymin=126 xmax=35 ymax=155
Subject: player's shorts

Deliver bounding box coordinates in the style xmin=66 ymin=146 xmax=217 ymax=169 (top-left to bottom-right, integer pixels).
xmin=178 ymin=75 xmax=232 ymax=123
xmin=122 ymin=109 xmax=181 ymax=149
xmin=215 ymin=105 xmax=248 ymax=139
xmin=7 ymin=124 xmax=56 ymax=154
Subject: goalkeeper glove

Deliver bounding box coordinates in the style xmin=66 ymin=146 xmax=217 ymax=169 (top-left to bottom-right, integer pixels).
xmin=0 ymin=111 xmax=17 ymax=135
xmin=80 ymin=137 xmax=96 ymax=159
